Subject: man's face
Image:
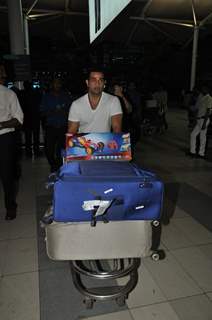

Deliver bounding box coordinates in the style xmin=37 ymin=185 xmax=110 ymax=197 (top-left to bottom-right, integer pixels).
xmin=86 ymin=72 xmax=105 ymax=96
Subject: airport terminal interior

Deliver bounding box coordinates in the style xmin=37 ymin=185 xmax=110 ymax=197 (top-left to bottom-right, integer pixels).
xmin=0 ymin=107 xmax=212 ymax=320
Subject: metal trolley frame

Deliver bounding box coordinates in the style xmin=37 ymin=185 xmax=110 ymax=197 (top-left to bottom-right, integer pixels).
xmin=43 ymin=215 xmax=164 ymax=309
xmin=70 ymin=258 xmax=140 ymax=309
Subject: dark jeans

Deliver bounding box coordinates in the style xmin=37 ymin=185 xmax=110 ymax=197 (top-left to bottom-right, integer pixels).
xmin=161 ymin=113 xmax=168 ymax=130
xmin=0 ymin=132 xmax=17 ymax=212
xmin=45 ymin=126 xmax=66 ymax=172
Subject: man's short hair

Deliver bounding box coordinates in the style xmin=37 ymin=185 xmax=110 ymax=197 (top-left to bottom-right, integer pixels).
xmin=86 ymin=66 xmax=105 ymax=80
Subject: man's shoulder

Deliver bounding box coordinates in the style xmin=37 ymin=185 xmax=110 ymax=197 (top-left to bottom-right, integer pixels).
xmin=102 ymin=91 xmax=119 ymax=103
xmin=207 ymin=94 xmax=212 ymax=105
xmin=103 ymin=91 xmax=115 ymax=99
xmin=203 ymin=94 xmax=212 ymax=102
xmin=0 ymin=84 xmax=10 ymax=93
xmin=73 ymin=93 xmax=88 ymax=105
xmin=0 ymin=85 xmax=16 ymax=98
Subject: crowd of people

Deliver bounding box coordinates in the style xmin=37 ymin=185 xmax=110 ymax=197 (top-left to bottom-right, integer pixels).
xmin=1 ymin=62 xmax=212 ymax=221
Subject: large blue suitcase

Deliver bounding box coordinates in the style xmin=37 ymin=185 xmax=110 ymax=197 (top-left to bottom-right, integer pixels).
xmin=53 ymin=161 xmax=163 ymax=223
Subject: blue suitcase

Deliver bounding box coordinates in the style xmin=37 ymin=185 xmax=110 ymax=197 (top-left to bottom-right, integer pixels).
xmin=52 ymin=161 xmax=163 ymax=224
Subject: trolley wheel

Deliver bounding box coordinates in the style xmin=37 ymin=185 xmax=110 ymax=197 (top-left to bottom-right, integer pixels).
xmin=151 ymin=249 xmax=166 ymax=261
xmin=151 ymin=252 xmax=160 ymax=261
xmin=83 ymin=298 xmax=95 ymax=309
xmin=116 ymin=296 xmax=126 ymax=307
xmin=157 ymin=249 xmax=166 ymax=260
xmin=151 ymin=220 xmax=160 ymax=227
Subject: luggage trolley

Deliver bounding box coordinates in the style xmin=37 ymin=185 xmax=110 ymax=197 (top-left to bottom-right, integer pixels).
xmin=44 ymin=217 xmax=156 ymax=308
xmin=43 ymin=133 xmax=164 ymax=308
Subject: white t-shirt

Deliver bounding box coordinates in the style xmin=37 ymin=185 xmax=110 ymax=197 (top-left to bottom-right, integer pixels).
xmin=0 ymin=84 xmax=24 ymax=135
xmin=68 ymin=92 xmax=122 ymax=132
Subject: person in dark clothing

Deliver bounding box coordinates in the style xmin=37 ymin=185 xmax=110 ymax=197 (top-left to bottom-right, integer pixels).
xmin=187 ymin=87 xmax=200 ymax=128
xmin=153 ymin=85 xmax=168 ymax=131
xmin=127 ymin=81 xmax=142 ymax=142
xmin=112 ymin=83 xmax=139 ymax=157
xmin=113 ymin=84 xmax=132 ymax=132
xmin=40 ymin=78 xmax=72 ymax=172
xmin=22 ymin=81 xmax=42 ymax=156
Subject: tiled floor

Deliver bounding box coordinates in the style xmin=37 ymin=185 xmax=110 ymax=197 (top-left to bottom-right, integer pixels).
xmin=0 ymin=108 xmax=212 ymax=320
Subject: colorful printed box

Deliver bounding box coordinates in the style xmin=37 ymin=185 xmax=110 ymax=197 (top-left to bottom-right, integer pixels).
xmin=65 ymin=132 xmax=131 ymax=161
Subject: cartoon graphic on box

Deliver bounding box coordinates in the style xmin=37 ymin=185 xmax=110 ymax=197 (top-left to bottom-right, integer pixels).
xmin=67 ymin=136 xmax=105 ymax=155
xmin=65 ymin=133 xmax=131 ymax=161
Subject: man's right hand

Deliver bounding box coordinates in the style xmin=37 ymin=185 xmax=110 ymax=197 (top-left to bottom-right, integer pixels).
xmin=68 ymin=121 xmax=79 ymax=134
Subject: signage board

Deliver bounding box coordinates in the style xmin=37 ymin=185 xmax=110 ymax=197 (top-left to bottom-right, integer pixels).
xmin=89 ymin=0 xmax=132 ymax=43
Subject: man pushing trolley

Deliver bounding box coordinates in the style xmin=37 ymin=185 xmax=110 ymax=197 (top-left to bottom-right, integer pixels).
xmin=41 ymin=68 xmax=164 ymax=308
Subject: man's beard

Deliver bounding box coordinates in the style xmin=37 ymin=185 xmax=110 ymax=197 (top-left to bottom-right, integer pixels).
xmin=90 ymin=87 xmax=103 ymax=96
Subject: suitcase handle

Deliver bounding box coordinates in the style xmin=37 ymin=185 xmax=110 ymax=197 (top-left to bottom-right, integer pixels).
xmin=90 ymin=196 xmax=124 ymax=227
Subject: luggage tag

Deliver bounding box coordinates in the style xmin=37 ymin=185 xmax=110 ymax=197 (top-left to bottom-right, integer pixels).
xmin=82 ymin=200 xmax=113 ymax=227
xmin=82 ymin=200 xmax=113 ymax=216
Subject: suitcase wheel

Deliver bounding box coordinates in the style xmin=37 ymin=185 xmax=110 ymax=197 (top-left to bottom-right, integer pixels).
xmin=151 ymin=252 xmax=160 ymax=261
xmin=152 ymin=220 xmax=160 ymax=227
xmin=151 ymin=249 xmax=166 ymax=261
xmin=116 ymin=296 xmax=126 ymax=307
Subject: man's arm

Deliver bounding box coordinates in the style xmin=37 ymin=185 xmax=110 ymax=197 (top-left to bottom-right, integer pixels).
xmin=201 ymin=109 xmax=211 ymax=130
xmin=68 ymin=120 xmax=79 ymax=134
xmin=122 ymin=96 xmax=132 ymax=114
xmin=114 ymin=86 xmax=132 ymax=114
xmin=111 ymin=114 xmax=122 ymax=133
